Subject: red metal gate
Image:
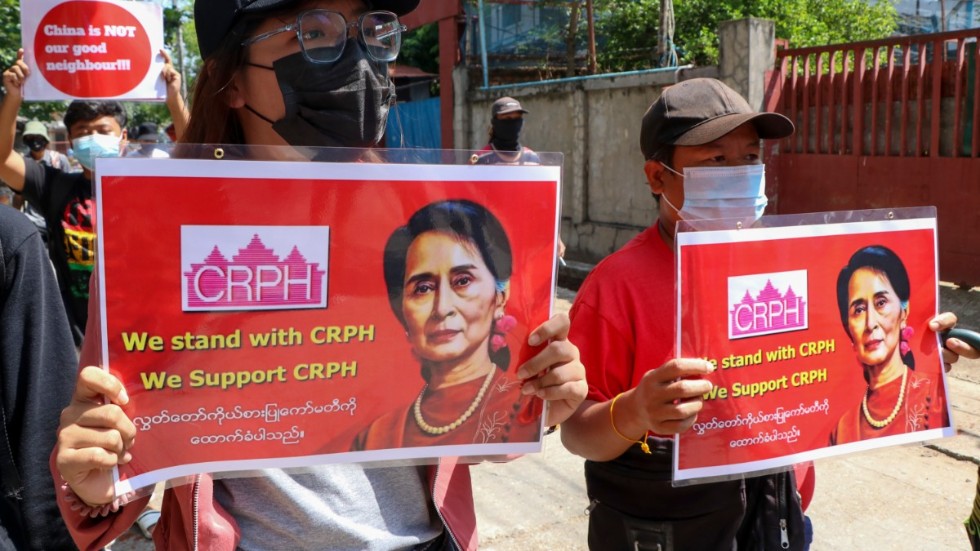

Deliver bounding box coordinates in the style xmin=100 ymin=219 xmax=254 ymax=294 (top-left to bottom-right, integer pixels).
xmin=765 ymin=30 xmax=980 ymax=287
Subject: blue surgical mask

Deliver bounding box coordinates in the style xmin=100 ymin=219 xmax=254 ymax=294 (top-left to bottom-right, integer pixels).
xmin=72 ymin=133 xmax=122 ymax=171
xmin=661 ymin=164 xmax=768 ymax=227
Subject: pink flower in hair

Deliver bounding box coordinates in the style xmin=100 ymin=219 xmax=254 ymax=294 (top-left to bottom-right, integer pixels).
xmin=496 ymin=314 xmax=517 ymax=333
xmin=490 ymin=315 xmax=517 ymax=352
xmin=900 ymin=326 xmax=914 ymax=356
xmin=491 ymin=334 xmax=507 ymax=352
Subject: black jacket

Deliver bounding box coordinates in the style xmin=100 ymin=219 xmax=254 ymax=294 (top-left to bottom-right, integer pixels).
xmin=0 ymin=204 xmax=77 ymax=550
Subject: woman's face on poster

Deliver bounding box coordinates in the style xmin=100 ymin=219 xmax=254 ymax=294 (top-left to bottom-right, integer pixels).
xmin=846 ymin=267 xmax=908 ymax=368
xmin=401 ymin=231 xmax=500 ymax=364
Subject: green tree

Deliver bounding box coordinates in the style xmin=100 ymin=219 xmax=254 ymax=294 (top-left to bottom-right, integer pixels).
xmin=594 ymin=0 xmax=900 ymax=71
xmin=400 ymin=23 xmax=439 ymax=76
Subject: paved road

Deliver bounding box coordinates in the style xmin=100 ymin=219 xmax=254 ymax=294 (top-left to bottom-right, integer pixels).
xmin=475 ymin=285 xmax=980 ymax=551
xmin=472 ymin=362 xmax=980 ymax=551
xmin=109 ymin=286 xmax=980 ymax=550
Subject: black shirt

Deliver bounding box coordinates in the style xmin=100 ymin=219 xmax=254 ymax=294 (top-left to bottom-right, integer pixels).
xmin=22 ymin=160 xmax=94 ymax=345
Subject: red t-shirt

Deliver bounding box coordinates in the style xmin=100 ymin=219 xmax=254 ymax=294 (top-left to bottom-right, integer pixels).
xmin=569 ymin=224 xmax=675 ymax=402
xmin=568 ymin=222 xmax=815 ymax=510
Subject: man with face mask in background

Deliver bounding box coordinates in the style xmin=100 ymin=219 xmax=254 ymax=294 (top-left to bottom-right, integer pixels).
xmin=473 ymin=96 xmax=540 ymax=165
xmin=472 ymin=97 xmax=565 ymax=258
xmin=12 ymin=120 xmax=76 ymax=244
xmin=127 ymin=122 xmax=170 ymax=158
xmin=0 ymin=49 xmax=129 ymax=347
xmin=22 ymin=120 xmax=72 ymax=171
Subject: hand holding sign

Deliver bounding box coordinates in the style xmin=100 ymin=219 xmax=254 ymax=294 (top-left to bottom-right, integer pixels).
xmin=515 ymin=313 xmax=588 ymax=428
xmin=160 ymin=48 xmax=189 ymax=140
xmin=621 ymin=359 xmax=716 ymax=436
xmin=55 ymin=365 xmax=136 ymax=508
xmin=2 ymin=49 xmax=29 ymax=102
xmin=160 ymin=49 xmax=181 ymax=98
xmin=930 ymin=312 xmax=980 ymax=369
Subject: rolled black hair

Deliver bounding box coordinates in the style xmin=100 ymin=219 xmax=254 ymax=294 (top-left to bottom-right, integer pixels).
xmin=64 ymin=101 xmax=127 ymax=134
xmin=383 ymin=199 xmax=513 ymax=369
xmin=836 ymin=245 xmax=914 ymax=369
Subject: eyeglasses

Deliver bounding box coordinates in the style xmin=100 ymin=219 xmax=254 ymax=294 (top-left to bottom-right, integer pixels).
xmin=241 ymin=10 xmax=407 ymax=64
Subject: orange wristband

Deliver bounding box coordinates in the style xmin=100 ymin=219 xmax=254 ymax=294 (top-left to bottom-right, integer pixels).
xmin=609 ymin=393 xmax=651 ymax=454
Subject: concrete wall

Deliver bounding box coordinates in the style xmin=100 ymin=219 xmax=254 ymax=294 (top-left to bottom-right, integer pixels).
xmin=719 ymin=18 xmax=776 ymax=112
xmin=456 ymin=19 xmax=773 ymax=264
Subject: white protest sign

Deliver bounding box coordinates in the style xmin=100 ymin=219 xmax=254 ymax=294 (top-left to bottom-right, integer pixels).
xmin=21 ymin=0 xmax=165 ymax=101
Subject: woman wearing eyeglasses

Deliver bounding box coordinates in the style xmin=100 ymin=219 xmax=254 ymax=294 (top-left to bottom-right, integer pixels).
xmin=51 ymin=1 xmax=587 ymax=550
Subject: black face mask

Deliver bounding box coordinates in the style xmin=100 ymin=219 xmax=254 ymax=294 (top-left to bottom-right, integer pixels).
xmin=25 ymin=139 xmax=46 ymax=152
xmin=246 ymin=39 xmax=395 ymax=148
xmin=490 ymin=118 xmax=523 ymax=151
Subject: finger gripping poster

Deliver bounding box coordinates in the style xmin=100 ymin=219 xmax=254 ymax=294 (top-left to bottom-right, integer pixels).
xmin=95 ymin=158 xmax=560 ymax=494
xmin=674 ymin=215 xmax=954 ymax=482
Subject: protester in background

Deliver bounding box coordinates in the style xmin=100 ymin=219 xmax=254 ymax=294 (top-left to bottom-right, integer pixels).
xmin=53 ymin=1 xmax=586 ymax=550
xmin=472 ymin=97 xmax=564 ymax=258
xmin=0 ymin=55 xmax=127 ymax=348
xmin=22 ymin=120 xmax=71 ymax=171
xmin=0 ymin=204 xmax=77 ymax=550
xmin=127 ymin=122 xmax=170 ymax=158
xmin=19 ymin=119 xmax=75 ymax=242
xmin=164 ymin=123 xmax=177 ymax=143
xmin=473 ymin=97 xmax=540 ymax=166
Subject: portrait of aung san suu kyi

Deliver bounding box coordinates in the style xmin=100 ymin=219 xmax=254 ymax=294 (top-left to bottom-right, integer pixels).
xmin=352 ymin=199 xmax=542 ymax=450
xmin=829 ymin=245 xmax=949 ymax=445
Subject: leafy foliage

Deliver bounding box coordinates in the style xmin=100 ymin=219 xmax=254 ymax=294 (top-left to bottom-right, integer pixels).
xmin=594 ymin=0 xmax=900 ymax=71
xmin=400 ymin=23 xmax=439 ymax=76
xmin=592 ymin=0 xmax=662 ymax=72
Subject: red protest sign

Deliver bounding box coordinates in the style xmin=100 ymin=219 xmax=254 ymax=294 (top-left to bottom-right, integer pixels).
xmin=94 ymin=158 xmax=561 ymax=495
xmin=674 ymin=216 xmax=953 ymax=482
xmin=22 ymin=0 xmax=164 ymax=100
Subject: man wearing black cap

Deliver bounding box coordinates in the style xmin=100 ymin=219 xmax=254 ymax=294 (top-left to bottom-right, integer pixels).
xmin=473 ymin=96 xmax=540 ymax=165
xmin=127 ymin=122 xmax=170 ymax=158
xmin=560 ymin=78 xmax=810 ymax=550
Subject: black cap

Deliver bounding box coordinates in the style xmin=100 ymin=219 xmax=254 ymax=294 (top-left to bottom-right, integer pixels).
xmin=195 ymin=0 xmax=421 ymax=60
xmin=136 ymin=122 xmax=159 ymax=141
xmin=640 ymin=78 xmax=794 ymax=159
xmin=491 ymin=97 xmax=528 ymax=117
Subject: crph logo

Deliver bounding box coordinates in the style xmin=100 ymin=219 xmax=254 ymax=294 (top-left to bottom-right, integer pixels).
xmin=181 ymin=226 xmax=329 ymax=311
xmin=728 ymin=270 xmax=807 ymax=339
